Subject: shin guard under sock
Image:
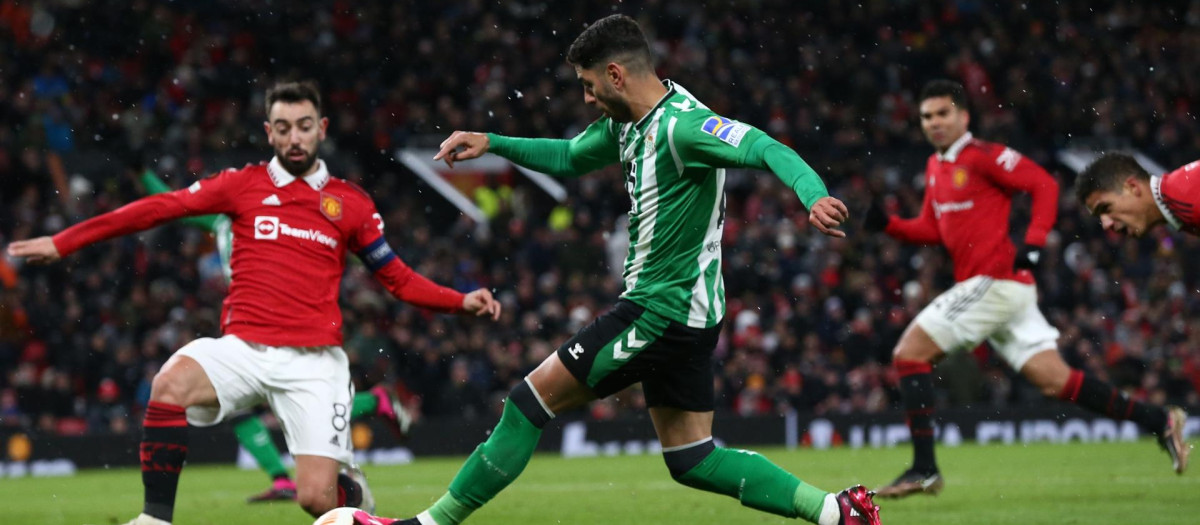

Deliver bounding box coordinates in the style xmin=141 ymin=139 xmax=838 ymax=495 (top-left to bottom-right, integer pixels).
xmin=141 ymin=401 xmax=189 ymax=522
xmin=896 ymin=359 xmax=937 ymax=471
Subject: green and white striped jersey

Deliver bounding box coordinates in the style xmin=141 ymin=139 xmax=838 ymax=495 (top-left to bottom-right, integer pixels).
xmin=581 ymin=81 xmax=775 ymax=328
xmin=214 ymin=214 xmax=233 ymax=282
xmin=490 ymin=80 xmax=829 ymax=329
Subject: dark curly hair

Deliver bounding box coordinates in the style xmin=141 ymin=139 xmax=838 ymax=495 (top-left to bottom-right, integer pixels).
xmin=919 ymin=79 xmax=969 ymax=111
xmin=1075 ymin=152 xmax=1149 ymax=203
xmin=566 ymin=14 xmax=653 ymax=73
xmin=265 ymin=80 xmax=322 ymax=116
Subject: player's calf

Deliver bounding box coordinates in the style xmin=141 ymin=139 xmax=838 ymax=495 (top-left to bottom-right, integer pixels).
xmin=663 ymin=440 xmax=871 ymax=524
xmin=1016 ymin=350 xmax=1071 ymax=398
xmin=295 ymin=456 xmax=344 ymax=517
xmin=296 ymin=483 xmax=338 ymax=517
xmin=1161 ymin=406 xmax=1190 ymax=475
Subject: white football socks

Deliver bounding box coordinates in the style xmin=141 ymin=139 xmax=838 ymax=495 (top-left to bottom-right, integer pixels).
xmin=817 ymin=493 xmax=840 ymax=525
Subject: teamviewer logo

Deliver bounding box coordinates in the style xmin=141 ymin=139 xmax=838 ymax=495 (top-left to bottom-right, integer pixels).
xmin=254 ymin=216 xmax=279 ymax=240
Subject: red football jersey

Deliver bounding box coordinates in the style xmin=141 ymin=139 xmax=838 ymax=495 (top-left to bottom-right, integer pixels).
xmin=54 ymin=158 xmax=464 ymax=347
xmin=1155 ymin=160 xmax=1200 ymax=235
xmin=886 ymin=132 xmax=1059 ymax=284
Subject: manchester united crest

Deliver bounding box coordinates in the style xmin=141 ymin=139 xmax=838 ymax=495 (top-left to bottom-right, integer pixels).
xmin=320 ymin=193 xmax=343 ymax=221
xmin=952 ymin=168 xmax=969 ymax=189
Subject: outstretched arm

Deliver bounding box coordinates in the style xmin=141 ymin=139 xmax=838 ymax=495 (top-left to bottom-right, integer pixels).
xmin=352 ymin=203 xmax=501 ymax=320
xmin=434 ymin=119 xmax=619 ymax=177
xmin=9 ymin=171 xmax=240 ymax=263
xmin=370 ymin=256 xmax=499 ymax=319
xmin=679 ymin=117 xmax=848 ymax=238
xmin=742 ymin=137 xmax=848 ymax=237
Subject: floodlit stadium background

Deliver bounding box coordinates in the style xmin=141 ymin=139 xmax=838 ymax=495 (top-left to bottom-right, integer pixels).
xmin=0 ymin=1 xmax=1197 ymax=449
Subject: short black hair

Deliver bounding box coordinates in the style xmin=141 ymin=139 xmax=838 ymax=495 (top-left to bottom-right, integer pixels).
xmin=265 ymin=80 xmax=322 ymax=117
xmin=1075 ymin=152 xmax=1150 ymax=203
xmin=566 ymin=14 xmax=653 ymax=72
xmin=919 ymin=79 xmax=968 ymax=110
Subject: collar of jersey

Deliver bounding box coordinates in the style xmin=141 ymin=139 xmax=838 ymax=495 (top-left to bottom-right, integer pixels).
xmin=267 ymin=156 xmax=330 ymax=190
xmin=632 ymin=79 xmax=678 ymax=129
xmin=936 ymin=131 xmax=973 ymax=163
xmin=1150 ymin=174 xmax=1182 ymax=231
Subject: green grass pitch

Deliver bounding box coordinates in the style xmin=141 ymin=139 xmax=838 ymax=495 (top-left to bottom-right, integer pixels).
xmin=7 ymin=440 xmax=1197 ymax=524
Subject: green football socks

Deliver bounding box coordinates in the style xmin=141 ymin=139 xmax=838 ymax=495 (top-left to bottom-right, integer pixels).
xmin=676 ymin=447 xmax=829 ymax=522
xmin=232 ymin=415 xmax=289 ymax=479
xmin=351 ymin=391 xmax=379 ymax=420
xmin=424 ymin=383 xmax=550 ymax=525
xmin=430 ymin=400 xmax=542 ymax=524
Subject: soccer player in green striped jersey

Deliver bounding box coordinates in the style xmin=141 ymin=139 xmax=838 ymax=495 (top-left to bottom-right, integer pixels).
xmin=347 ymin=14 xmax=880 ymax=525
xmin=139 ymin=170 xmax=412 ymax=505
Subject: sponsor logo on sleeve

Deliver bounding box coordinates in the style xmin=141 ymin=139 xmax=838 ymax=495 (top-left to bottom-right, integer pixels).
xmin=188 ymin=181 xmax=202 ymax=193
xmin=996 ymin=147 xmax=1021 ymax=172
xmin=701 ymin=116 xmax=751 ymax=147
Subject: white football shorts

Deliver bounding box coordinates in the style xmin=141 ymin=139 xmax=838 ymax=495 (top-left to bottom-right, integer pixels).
xmin=176 ymin=334 xmax=354 ymax=463
xmin=913 ymin=275 xmax=1060 ymax=370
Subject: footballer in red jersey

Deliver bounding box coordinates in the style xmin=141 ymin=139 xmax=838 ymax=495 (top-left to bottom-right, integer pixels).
xmin=863 ymin=80 xmax=1187 ymax=499
xmin=1076 ymin=153 xmax=1200 ymax=237
xmin=7 ymin=81 xmax=501 ymax=525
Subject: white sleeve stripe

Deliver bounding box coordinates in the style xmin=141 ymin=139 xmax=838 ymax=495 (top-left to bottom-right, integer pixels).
xmin=667 ymin=117 xmax=684 ymax=176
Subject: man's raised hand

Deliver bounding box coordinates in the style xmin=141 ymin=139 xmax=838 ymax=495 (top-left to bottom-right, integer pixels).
xmin=433 ymin=131 xmax=491 ymax=168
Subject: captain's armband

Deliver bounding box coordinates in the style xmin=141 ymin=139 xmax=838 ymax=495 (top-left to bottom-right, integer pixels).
xmin=357 ymin=237 xmax=397 ymax=272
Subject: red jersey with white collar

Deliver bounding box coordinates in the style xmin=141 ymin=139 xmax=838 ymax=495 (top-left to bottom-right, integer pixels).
xmin=885 ymin=132 xmax=1059 ymax=284
xmin=1154 ymin=160 xmax=1200 ymax=235
xmin=53 ymin=158 xmax=464 ymax=347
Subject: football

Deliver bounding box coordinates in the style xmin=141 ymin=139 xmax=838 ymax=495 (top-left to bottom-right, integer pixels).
xmin=312 ymin=507 xmax=360 ymax=525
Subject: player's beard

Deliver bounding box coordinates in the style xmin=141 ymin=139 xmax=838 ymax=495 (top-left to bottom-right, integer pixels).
xmin=595 ymin=89 xmax=634 ymax=123
xmin=277 ymin=147 xmax=317 ymax=176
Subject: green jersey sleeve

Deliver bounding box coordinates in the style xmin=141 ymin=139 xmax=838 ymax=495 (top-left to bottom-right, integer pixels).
xmin=487 ymin=118 xmax=620 ymax=177
xmin=140 ymin=170 xmax=222 ymax=231
xmin=671 ymin=112 xmax=828 ymax=209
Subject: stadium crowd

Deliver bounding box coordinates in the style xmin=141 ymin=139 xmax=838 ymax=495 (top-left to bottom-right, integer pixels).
xmin=2 ymin=0 xmax=1199 ymax=435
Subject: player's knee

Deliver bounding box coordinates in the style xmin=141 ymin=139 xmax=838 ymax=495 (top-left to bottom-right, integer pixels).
xmin=150 ymin=368 xmax=189 ymax=406
xmin=508 ymin=379 xmax=554 ymax=429
xmin=1038 ymin=381 xmax=1062 ymax=398
xmin=1027 ymin=367 xmax=1068 ymax=398
xmin=663 ymin=439 xmax=716 ymax=483
xmin=892 ymin=342 xmax=932 ymax=363
xmin=892 ymin=338 xmax=918 ymax=361
xmin=894 ymin=324 xmax=944 ymax=363
xmin=1020 ymin=354 xmax=1071 ymax=398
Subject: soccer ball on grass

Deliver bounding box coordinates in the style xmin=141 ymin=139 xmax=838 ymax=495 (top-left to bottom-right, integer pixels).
xmin=312 ymin=507 xmax=361 ymax=525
